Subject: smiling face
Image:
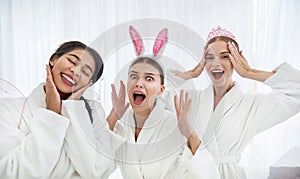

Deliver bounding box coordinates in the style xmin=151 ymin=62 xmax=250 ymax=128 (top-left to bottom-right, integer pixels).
xmin=50 ymin=49 xmax=95 ymax=97
xmin=127 ymin=62 xmax=165 ymax=114
xmin=205 ymin=40 xmax=234 ymax=87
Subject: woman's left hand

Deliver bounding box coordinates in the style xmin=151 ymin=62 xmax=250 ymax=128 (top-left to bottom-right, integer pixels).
xmin=67 ymin=80 xmax=92 ymax=100
xmin=174 ymin=90 xmax=193 ymax=138
xmin=228 ymin=42 xmax=252 ymax=78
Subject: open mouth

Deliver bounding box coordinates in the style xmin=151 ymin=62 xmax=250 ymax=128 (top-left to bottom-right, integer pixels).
xmin=211 ymin=69 xmax=224 ymax=80
xmin=133 ymin=92 xmax=146 ymax=105
xmin=61 ymin=73 xmax=75 ymax=87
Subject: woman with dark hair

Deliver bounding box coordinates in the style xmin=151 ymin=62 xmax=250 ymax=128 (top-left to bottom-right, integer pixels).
xmin=0 ymin=41 xmax=122 ymax=178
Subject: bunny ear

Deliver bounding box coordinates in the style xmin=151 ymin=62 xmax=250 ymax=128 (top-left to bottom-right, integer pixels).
xmin=129 ymin=26 xmax=144 ymax=56
xmin=153 ymin=28 xmax=168 ymax=57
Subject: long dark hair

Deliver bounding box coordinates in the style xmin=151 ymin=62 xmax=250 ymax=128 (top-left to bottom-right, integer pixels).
xmin=49 ymin=41 xmax=104 ymax=123
xmin=49 ymin=41 xmax=104 ymax=83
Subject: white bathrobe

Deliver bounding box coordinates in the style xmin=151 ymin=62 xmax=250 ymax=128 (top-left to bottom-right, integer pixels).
xmin=165 ymin=62 xmax=300 ymax=179
xmin=114 ymin=99 xmax=220 ymax=179
xmin=0 ymin=84 xmax=125 ymax=179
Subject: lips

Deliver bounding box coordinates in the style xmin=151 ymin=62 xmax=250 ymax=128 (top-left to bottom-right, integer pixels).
xmin=211 ymin=69 xmax=224 ymax=80
xmin=133 ymin=91 xmax=146 ymax=105
xmin=61 ymin=73 xmax=76 ymax=87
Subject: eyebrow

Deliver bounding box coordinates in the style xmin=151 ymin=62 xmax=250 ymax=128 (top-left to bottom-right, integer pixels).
xmin=129 ymin=71 xmax=157 ymax=76
xmin=69 ymin=54 xmax=93 ymax=74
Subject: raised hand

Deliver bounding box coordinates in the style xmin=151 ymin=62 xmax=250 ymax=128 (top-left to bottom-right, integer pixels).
xmin=174 ymin=90 xmax=193 ymax=138
xmin=175 ymin=47 xmax=206 ymax=80
xmin=45 ymin=64 xmax=62 ymax=114
xmin=67 ymin=80 xmax=93 ymax=100
xmin=228 ymin=42 xmax=252 ymax=78
xmin=107 ymin=81 xmax=130 ymax=130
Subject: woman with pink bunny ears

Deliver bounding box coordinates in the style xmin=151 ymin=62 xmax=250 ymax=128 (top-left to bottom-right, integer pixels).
xmin=107 ymin=26 xmax=220 ymax=179
xmin=168 ymin=26 xmax=300 ymax=178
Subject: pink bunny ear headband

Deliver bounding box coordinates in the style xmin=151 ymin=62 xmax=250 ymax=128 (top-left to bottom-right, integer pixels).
xmin=129 ymin=25 xmax=168 ymax=58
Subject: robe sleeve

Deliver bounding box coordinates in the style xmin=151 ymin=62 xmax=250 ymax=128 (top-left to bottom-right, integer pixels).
xmin=0 ymin=101 xmax=69 ymax=179
xmin=249 ymin=62 xmax=300 ymax=134
xmin=61 ymin=100 xmax=126 ymax=179
xmin=175 ymin=144 xmax=220 ymax=179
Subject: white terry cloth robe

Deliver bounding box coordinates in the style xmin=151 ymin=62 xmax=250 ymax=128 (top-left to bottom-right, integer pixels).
xmin=114 ymin=98 xmax=220 ymax=179
xmin=165 ymin=62 xmax=300 ymax=179
xmin=0 ymin=84 xmax=125 ymax=179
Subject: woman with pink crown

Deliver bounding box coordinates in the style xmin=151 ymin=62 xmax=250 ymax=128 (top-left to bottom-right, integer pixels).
xmin=167 ymin=26 xmax=300 ymax=178
xmin=107 ymin=26 xmax=220 ymax=179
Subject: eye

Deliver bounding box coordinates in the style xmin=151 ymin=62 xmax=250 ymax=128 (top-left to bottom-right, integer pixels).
xmin=205 ymin=56 xmax=214 ymax=60
xmin=129 ymin=74 xmax=138 ymax=79
xmin=67 ymin=58 xmax=76 ymax=65
xmin=146 ymin=76 xmax=154 ymax=81
xmin=82 ymin=69 xmax=90 ymax=77
xmin=221 ymin=55 xmax=229 ymax=60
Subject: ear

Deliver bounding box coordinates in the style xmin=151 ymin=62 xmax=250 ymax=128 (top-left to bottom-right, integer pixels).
xmin=129 ymin=26 xmax=144 ymax=56
xmin=49 ymin=54 xmax=58 ymax=67
xmin=158 ymin=85 xmax=165 ymax=95
xmin=153 ymin=28 xmax=168 ymax=57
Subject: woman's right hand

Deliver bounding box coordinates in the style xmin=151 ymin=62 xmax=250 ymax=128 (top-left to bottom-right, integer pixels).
xmin=45 ymin=64 xmax=62 ymax=114
xmin=107 ymin=81 xmax=130 ymax=130
xmin=175 ymin=47 xmax=206 ymax=80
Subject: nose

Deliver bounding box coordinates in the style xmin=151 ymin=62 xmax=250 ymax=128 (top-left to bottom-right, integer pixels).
xmin=211 ymin=57 xmax=221 ymax=67
xmin=135 ymin=78 xmax=144 ymax=88
xmin=70 ymin=66 xmax=80 ymax=77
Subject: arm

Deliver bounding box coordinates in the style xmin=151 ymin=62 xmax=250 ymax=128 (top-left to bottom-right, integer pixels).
xmin=174 ymin=47 xmax=206 ymax=80
xmin=62 ymin=100 xmax=126 ymax=178
xmin=227 ymin=42 xmax=275 ymax=82
xmin=0 ymin=101 xmax=69 ymax=178
xmin=174 ymin=90 xmax=200 ymax=155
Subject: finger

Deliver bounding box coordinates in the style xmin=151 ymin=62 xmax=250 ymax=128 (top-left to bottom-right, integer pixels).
xmin=185 ymin=98 xmax=192 ymax=115
xmin=174 ymin=95 xmax=180 ymax=116
xmin=45 ymin=64 xmax=56 ymax=92
xmin=227 ymin=42 xmax=240 ymax=58
xmin=184 ymin=92 xmax=189 ymax=104
xmin=119 ymin=81 xmax=126 ymax=102
xmin=68 ymin=82 xmax=91 ymax=100
xmin=239 ymin=51 xmax=248 ymax=64
xmin=111 ymin=84 xmax=117 ymax=98
xmin=229 ymin=54 xmax=238 ymax=69
xmin=180 ymin=90 xmax=184 ymax=109
xmin=124 ymin=102 xmax=130 ymax=111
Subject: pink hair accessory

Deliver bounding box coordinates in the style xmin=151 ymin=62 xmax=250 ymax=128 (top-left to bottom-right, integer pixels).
xmin=129 ymin=26 xmax=144 ymax=56
xmin=129 ymin=26 xmax=168 ymax=58
xmin=206 ymin=26 xmax=236 ymax=42
xmin=153 ymin=28 xmax=168 ymax=57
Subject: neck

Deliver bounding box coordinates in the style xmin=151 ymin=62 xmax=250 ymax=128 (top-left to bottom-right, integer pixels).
xmin=213 ymin=81 xmax=234 ymax=109
xmin=134 ymin=110 xmax=150 ymax=129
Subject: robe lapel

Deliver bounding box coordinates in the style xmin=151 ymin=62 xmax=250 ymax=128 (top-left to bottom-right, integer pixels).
xmin=212 ymin=83 xmax=244 ymax=132
xmin=136 ymin=99 xmax=165 ymax=144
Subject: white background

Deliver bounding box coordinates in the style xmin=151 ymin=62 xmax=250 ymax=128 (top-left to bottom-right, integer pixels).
xmin=1 ymin=0 xmax=300 ymax=178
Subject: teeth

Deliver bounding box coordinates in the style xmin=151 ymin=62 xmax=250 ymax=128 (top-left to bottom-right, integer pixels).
xmin=211 ymin=69 xmax=224 ymax=73
xmin=62 ymin=74 xmax=75 ymax=85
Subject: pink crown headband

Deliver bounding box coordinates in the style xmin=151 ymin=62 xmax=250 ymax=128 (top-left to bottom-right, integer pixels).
xmin=206 ymin=26 xmax=236 ymax=42
xmin=129 ymin=25 xmax=168 ymax=58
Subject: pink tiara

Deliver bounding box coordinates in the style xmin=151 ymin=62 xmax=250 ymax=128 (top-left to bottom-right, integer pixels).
xmin=206 ymin=26 xmax=236 ymax=42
